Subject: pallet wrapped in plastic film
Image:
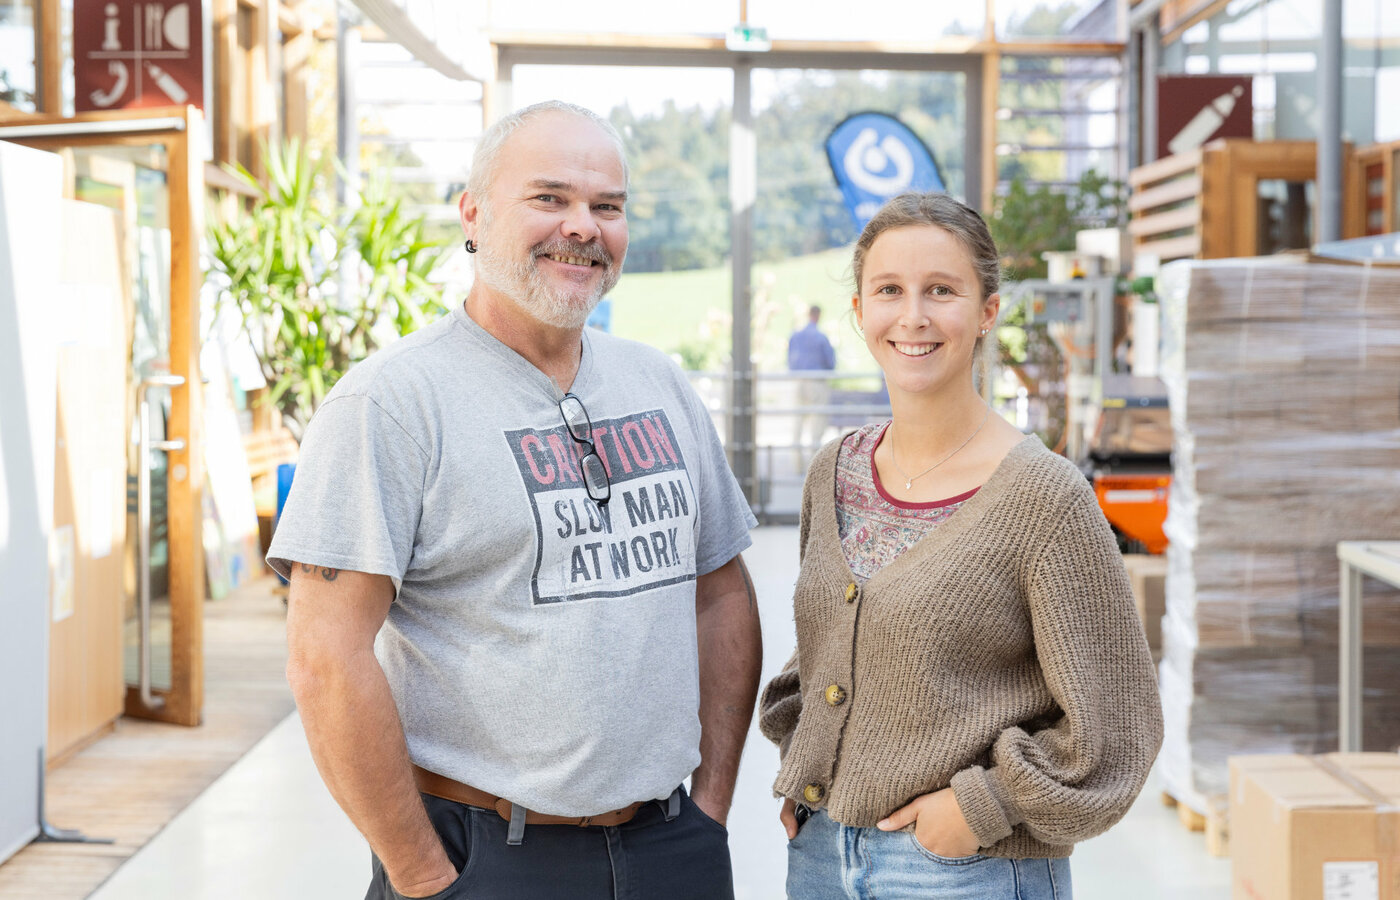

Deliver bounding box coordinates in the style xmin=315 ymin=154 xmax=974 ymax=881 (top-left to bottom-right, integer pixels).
xmin=1155 ymin=257 xmax=1400 ymax=821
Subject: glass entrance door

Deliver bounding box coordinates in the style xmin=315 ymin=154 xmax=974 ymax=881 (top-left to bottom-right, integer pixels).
xmin=749 ymin=67 xmax=969 ymax=518
xmin=71 ymin=143 xmax=176 ymax=704
xmin=0 ymin=107 xmax=207 ymax=726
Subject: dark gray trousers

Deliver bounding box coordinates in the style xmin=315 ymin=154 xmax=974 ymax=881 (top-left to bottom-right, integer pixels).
xmin=366 ymin=786 xmax=734 ymax=900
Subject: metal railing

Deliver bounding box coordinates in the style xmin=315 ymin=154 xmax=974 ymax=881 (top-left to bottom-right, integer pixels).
xmin=685 ymin=369 xmax=893 ymax=524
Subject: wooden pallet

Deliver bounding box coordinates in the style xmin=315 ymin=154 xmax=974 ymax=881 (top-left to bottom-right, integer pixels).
xmin=1161 ymin=791 xmax=1229 ymax=858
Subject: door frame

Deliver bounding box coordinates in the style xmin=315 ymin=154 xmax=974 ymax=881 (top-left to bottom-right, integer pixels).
xmin=0 ymin=105 xmax=206 ymax=726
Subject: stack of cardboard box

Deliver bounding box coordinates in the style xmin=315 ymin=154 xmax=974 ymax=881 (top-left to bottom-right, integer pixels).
xmin=1156 ymin=258 xmax=1400 ymax=816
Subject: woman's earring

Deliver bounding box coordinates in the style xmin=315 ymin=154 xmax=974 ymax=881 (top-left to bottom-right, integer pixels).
xmin=465 ymin=239 xmax=477 ymax=254
xmin=980 ymin=328 xmax=988 ymax=336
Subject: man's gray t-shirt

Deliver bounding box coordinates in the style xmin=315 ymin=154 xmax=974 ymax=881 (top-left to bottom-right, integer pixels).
xmin=267 ymin=304 xmax=755 ymax=817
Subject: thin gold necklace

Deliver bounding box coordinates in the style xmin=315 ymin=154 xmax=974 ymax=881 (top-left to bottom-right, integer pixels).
xmin=889 ymin=405 xmax=991 ymax=491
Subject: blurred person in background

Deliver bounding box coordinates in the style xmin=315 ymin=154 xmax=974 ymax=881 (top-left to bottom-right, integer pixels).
xmin=788 ymin=304 xmax=837 ymax=470
xmin=760 ymin=191 xmax=1162 ymax=899
xmin=275 ymin=100 xmax=761 ymax=900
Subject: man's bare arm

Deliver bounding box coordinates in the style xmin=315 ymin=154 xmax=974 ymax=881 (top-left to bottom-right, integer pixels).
xmin=285 ymin=565 xmax=456 ymax=898
xmin=690 ymin=554 xmax=763 ymax=825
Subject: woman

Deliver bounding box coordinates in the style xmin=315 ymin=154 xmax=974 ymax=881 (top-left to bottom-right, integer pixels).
xmin=759 ymin=192 xmax=1162 ymax=899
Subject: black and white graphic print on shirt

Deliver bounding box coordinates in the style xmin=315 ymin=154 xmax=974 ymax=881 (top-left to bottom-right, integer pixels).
xmin=506 ymin=408 xmax=697 ymax=605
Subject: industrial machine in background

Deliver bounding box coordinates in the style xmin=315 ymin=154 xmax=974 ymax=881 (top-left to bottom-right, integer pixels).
xmin=1086 ymin=375 xmax=1171 ymax=554
xmin=1001 ymin=271 xmax=1171 ymax=554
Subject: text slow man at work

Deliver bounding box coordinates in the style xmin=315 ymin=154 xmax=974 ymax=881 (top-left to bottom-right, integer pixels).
xmin=270 ymin=100 xmax=762 ymax=900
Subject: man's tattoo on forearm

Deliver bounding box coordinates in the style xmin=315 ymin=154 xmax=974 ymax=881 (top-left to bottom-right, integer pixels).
xmin=738 ymin=559 xmax=757 ymax=614
xmin=298 ymin=563 xmax=340 ymax=582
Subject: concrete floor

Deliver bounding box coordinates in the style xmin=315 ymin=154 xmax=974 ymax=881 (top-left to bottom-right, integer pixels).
xmin=87 ymin=527 xmax=1232 ymax=899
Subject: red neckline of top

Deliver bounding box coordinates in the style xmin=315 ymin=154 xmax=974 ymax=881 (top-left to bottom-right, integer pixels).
xmin=866 ymin=422 xmax=982 ymax=511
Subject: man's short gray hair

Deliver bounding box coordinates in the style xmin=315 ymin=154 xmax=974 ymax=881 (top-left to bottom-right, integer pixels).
xmin=465 ymin=101 xmax=629 ymax=201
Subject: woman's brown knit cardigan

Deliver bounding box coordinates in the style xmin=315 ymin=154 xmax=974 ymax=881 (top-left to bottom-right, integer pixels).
xmin=759 ymin=434 xmax=1163 ymax=858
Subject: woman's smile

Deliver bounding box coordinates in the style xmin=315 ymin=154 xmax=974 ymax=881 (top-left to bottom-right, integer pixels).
xmin=890 ymin=341 xmax=943 ymax=358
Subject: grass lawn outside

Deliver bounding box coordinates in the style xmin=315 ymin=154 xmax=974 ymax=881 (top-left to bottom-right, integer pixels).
xmin=606 ymin=246 xmax=877 ymax=375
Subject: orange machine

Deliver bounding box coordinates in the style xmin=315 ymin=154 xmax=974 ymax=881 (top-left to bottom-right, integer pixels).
xmin=1093 ymin=474 xmax=1170 ymax=554
xmin=1087 ymin=376 xmax=1172 ymax=555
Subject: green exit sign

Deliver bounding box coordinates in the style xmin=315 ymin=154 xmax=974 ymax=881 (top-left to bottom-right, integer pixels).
xmin=726 ymin=23 xmax=771 ymax=51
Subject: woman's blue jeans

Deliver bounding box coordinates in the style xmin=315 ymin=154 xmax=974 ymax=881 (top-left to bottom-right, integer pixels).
xmin=786 ymin=810 xmax=1072 ymax=900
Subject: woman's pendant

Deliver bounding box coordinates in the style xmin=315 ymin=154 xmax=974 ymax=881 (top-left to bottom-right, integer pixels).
xmin=905 ymin=479 xmax=913 ymax=490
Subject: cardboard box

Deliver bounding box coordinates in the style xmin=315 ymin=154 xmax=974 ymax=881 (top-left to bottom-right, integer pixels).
xmin=1192 ymin=493 xmax=1400 ymax=552
xmin=1161 ymin=547 xmax=1400 ymax=649
xmin=1230 ymin=753 xmax=1400 ymax=900
xmin=1124 ymin=553 xmax=1167 ymax=653
xmin=1177 ymin=371 xmax=1400 ymax=436
xmin=1177 ymin=260 xmax=1400 ymax=324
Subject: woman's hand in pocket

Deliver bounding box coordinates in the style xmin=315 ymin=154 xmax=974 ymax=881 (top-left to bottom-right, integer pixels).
xmin=876 ymin=788 xmax=979 ymax=858
xmin=779 ymin=797 xmax=800 ymax=839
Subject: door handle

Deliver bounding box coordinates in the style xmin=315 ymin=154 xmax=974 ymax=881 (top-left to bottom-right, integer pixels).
xmin=134 ymin=374 xmax=186 ymax=710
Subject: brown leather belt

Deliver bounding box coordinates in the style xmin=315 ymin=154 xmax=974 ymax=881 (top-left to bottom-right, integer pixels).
xmin=411 ymin=765 xmax=646 ymax=828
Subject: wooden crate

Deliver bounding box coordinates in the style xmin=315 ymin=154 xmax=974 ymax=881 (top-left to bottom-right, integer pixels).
xmin=1127 ymin=147 xmax=1205 ymax=264
xmin=1129 ymin=139 xmax=1354 ymax=264
xmin=1346 ymin=139 xmax=1400 ymax=238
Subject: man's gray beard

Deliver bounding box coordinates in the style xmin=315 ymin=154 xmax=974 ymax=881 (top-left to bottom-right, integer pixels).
xmin=473 ymin=224 xmax=621 ymax=329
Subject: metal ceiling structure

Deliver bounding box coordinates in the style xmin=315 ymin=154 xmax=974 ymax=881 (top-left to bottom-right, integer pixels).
xmin=345 ymin=0 xmax=488 ymax=82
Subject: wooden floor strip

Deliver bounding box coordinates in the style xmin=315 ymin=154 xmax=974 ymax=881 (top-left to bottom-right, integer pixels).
xmin=0 ymin=577 xmax=295 ymax=900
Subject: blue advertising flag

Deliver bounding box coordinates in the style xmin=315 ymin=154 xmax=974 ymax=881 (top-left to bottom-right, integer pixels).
xmin=825 ymin=112 xmax=945 ymax=232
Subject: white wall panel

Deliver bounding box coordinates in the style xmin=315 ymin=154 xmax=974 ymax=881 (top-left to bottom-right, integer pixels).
xmin=0 ymin=140 xmax=61 ymax=864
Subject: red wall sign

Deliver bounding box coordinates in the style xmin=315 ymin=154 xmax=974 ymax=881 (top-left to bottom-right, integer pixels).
xmin=1156 ymin=75 xmax=1253 ymax=160
xmin=75 ymin=0 xmax=204 ymax=113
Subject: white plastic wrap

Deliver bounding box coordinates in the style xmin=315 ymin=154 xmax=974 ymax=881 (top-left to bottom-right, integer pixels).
xmin=1155 ymin=258 xmax=1400 ymax=812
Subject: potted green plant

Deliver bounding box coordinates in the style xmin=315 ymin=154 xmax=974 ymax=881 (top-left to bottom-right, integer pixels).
xmin=208 ymin=139 xmax=446 ymax=441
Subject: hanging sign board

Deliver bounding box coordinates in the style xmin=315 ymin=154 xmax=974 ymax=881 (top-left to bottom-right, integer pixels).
xmin=1156 ymin=75 xmax=1252 ymax=159
xmin=825 ymin=112 xmax=945 ymax=233
xmin=74 ymin=0 xmax=204 ymax=113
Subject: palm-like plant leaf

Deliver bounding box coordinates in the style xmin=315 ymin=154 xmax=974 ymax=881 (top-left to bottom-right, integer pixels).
xmin=206 ymin=140 xmax=445 ymax=440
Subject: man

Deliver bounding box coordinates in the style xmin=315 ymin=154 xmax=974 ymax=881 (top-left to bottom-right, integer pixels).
xmin=272 ymin=101 xmax=761 ymax=900
xmin=787 ymin=304 xmax=836 ymax=469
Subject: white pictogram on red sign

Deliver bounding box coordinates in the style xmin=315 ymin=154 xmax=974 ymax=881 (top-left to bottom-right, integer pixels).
xmin=76 ymin=0 xmax=202 ymax=113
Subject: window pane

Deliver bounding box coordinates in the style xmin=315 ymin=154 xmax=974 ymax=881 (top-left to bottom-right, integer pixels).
xmin=355 ymin=38 xmax=483 ymax=216
xmin=748 ymin=0 xmax=984 ymax=41
xmin=1380 ymin=69 xmax=1400 ymax=142
xmin=753 ymin=67 xmax=968 ymax=254
xmin=488 ymin=0 xmax=733 ymax=36
xmin=0 ymin=0 xmax=37 ymax=111
xmin=1164 ymin=0 xmax=1399 ymax=145
xmin=751 ymin=69 xmax=958 ymax=507
xmin=507 ymin=64 xmax=735 ymax=374
xmin=997 ymin=55 xmax=1122 ymax=190
xmin=509 ymin=64 xmax=735 ymax=278
xmin=1345 ymin=0 xmax=1400 ymax=41
xmin=1255 ymin=178 xmax=1314 ymax=255
xmin=995 ymin=0 xmax=1118 ymax=41
xmin=1216 ymin=0 xmax=1320 ymax=41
